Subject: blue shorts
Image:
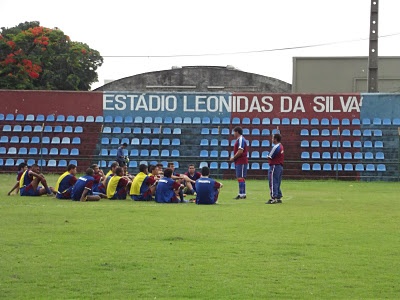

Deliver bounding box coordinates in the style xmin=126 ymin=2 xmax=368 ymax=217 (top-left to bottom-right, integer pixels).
xmin=110 ymin=189 xmax=127 ymax=200
xmin=20 ymin=184 xmax=41 ymax=196
xmin=235 ymin=164 xmax=248 ymax=178
xmin=131 ymin=189 xmax=153 ymax=201
xmin=56 ymin=187 xmax=73 ymax=199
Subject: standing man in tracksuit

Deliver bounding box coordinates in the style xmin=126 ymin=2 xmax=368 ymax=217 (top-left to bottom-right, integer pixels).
xmin=266 ymin=133 xmax=284 ymax=204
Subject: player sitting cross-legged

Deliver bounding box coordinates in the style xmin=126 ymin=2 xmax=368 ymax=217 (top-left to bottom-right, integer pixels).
xmin=19 ymin=163 xmax=55 ymax=197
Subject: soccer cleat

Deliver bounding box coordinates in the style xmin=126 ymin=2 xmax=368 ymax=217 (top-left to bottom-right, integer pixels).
xmin=276 ymin=198 xmax=283 ymax=203
xmin=265 ymin=199 xmax=277 ymax=204
xmin=180 ymin=199 xmax=189 ymax=203
xmin=234 ymin=195 xmax=246 ymax=199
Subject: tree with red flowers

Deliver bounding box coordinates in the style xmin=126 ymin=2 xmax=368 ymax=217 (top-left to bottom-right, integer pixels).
xmin=0 ymin=21 xmax=103 ymax=90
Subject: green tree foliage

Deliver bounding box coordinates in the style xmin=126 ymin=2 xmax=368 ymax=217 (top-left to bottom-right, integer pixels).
xmin=0 ymin=21 xmax=103 ymax=90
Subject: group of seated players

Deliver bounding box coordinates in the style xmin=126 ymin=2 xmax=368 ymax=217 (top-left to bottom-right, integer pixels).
xmin=8 ymin=161 xmax=223 ymax=205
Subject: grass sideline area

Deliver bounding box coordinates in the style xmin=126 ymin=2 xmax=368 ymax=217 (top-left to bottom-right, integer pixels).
xmin=1 ymin=173 xmax=399 ymax=299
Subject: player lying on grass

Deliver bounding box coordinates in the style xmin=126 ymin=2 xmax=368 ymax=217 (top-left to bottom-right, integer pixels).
xmin=19 ymin=163 xmax=55 ymax=197
xmin=106 ymin=167 xmax=132 ymax=200
xmin=130 ymin=164 xmax=158 ymax=201
xmin=8 ymin=162 xmax=28 ymax=196
xmin=55 ymin=164 xmax=78 ymax=200
xmin=155 ymin=168 xmax=186 ymax=203
xmin=71 ymin=168 xmax=106 ymax=201
xmin=195 ymin=166 xmax=223 ymax=205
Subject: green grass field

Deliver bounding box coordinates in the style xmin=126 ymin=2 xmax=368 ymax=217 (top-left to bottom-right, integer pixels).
xmin=1 ymin=173 xmax=399 ymax=299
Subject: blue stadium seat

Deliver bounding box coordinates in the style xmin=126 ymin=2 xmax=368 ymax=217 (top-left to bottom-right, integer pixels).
xmin=192 ymin=117 xmax=201 ymax=124
xmin=13 ymin=125 xmax=22 ymax=132
xmin=129 ymin=161 xmax=138 ymax=168
xmin=272 ymin=129 xmax=280 ymax=135
xmin=145 ymin=117 xmax=153 ymax=124
xmin=49 ymin=148 xmax=59 ymax=155
xmin=353 ymin=152 xmax=362 ymax=159
xmin=372 ymin=118 xmax=381 ymax=125
xmin=321 ymin=118 xmax=329 ymax=126
xmin=141 ymin=128 xmax=150 ymax=134
xmin=301 ymin=140 xmax=309 ymax=147
xmin=5 ymin=114 xmax=14 ymax=121
xmin=300 ymin=129 xmax=309 ymax=136
xmin=375 ymin=152 xmax=384 ymax=160
xmin=365 ymin=152 xmax=373 ymax=160
xmin=140 ymin=149 xmax=149 ymax=157
xmin=353 ymin=141 xmax=361 ymax=148
xmin=5 ymin=158 xmax=15 ymax=166
xmin=373 ymin=130 xmax=382 ymax=137
xmin=302 ymin=163 xmax=310 ymax=171
xmin=272 ymin=118 xmax=280 ymax=125
xmin=151 ymin=138 xmax=159 ymax=146
xmin=221 ymin=139 xmax=229 ymax=147
xmin=211 ymin=128 xmax=219 ymax=135
xmin=210 ymin=162 xmax=218 ymax=169
xmin=199 ymin=162 xmax=208 ymax=168
xmin=365 ymin=164 xmax=375 ymax=171
xmin=377 ymin=164 xmax=386 ymax=172
xmin=363 ymin=129 xmax=372 ymax=137
xmin=321 ymin=140 xmax=330 ymax=148
xmin=47 ymin=160 xmax=57 ymax=167
xmin=210 ymin=139 xmax=218 ymax=146
xmin=134 ymin=116 xmax=143 ymax=123
xmin=382 ymin=118 xmax=391 ymax=125
xmin=282 ymin=118 xmax=290 ymax=125
xmin=352 ymin=130 xmax=361 ymax=137
xmin=202 ymin=117 xmax=210 ymax=124
xmin=251 ymin=140 xmax=260 ymax=147
xmin=251 ymin=163 xmax=260 ymax=170
xmin=262 ymin=163 xmax=270 ymax=170
xmin=200 ymin=150 xmax=208 ymax=157
xmin=56 ymin=115 xmax=65 ymax=122
xmin=63 ymin=126 xmax=72 ymax=133
xmin=10 ymin=136 xmax=19 ymax=143
xmin=364 ymin=141 xmax=373 ymax=148
xmin=69 ymin=160 xmax=78 ymax=166
xmin=61 ymin=137 xmax=70 ymax=144
xmin=251 ymin=129 xmax=260 ymax=135
xmin=344 ymin=164 xmax=353 ymax=171
xmin=291 ymin=118 xmax=299 ymax=125
xmin=33 ymin=125 xmax=42 ymax=132
xmin=331 ymin=118 xmax=340 ymax=126
xmin=109 ymin=149 xmax=117 ymax=157
xmin=201 ymin=128 xmax=209 ymax=135
xmin=323 ymin=164 xmax=332 ymax=171
xmin=220 ymin=150 xmax=229 ymax=158
xmin=311 ymin=118 xmax=319 ymax=125
xmin=150 ymin=150 xmax=159 ymax=157
xmin=0 ymin=136 xmax=8 ymax=143
xmin=161 ymin=139 xmax=170 ymax=146
xmin=311 ymin=141 xmax=319 ymax=147
xmin=74 ymin=126 xmax=83 ymax=133
xmin=23 ymin=125 xmax=32 ymax=132
xmin=25 ymin=114 xmax=34 ymax=121
xmin=123 ymin=116 xmax=132 ymax=123
xmin=342 ymin=129 xmax=350 ymax=136
xmin=104 ymin=115 xmax=113 ymax=123
xmin=154 ymin=117 xmax=162 ymax=124
xmin=261 ymin=129 xmax=270 ymax=136
xmin=58 ymin=160 xmax=67 ymax=167
xmin=27 ymin=159 xmax=35 ymax=166
xmin=0 ymin=147 xmax=6 ymax=154
xmin=131 ymin=138 xmax=139 ymax=145
xmin=141 ymin=138 xmax=150 ymax=145
xmin=153 ymin=128 xmax=161 ymax=134
xmin=44 ymin=126 xmax=52 ymax=133
xmin=86 ymin=116 xmax=94 ymax=122
xmin=36 ymin=114 xmax=45 ymax=122
xmin=351 ymin=118 xmax=360 ymax=125
xmin=76 ymin=115 xmax=85 ymax=122
xmin=300 ymin=118 xmax=309 ymax=125
xmin=242 ymin=118 xmax=250 ymax=125
xmin=7 ymin=147 xmax=17 ymax=155
xmin=355 ymin=164 xmax=364 ymax=171
xmin=342 ymin=141 xmax=351 ymax=148
xmin=341 ymin=118 xmax=350 ymax=125
xmin=130 ymin=149 xmax=139 ymax=156
xmin=222 ymin=117 xmax=230 ymax=124
xmin=344 ymin=152 xmax=353 ymax=159
xmin=37 ymin=159 xmax=46 ymax=167
xmin=70 ymin=148 xmax=79 ymax=156
xmin=322 ymin=152 xmax=331 ymax=159
xmin=252 ymin=117 xmax=260 ymax=125
xmin=333 ymin=164 xmax=342 ymax=171
xmin=301 ymin=152 xmax=310 ymax=159
xmin=100 ymin=149 xmax=108 ymax=156
xmin=362 ymin=118 xmax=370 ymax=125
xmin=66 ymin=115 xmax=75 ymax=122
xmin=112 ymin=127 xmax=121 ymax=134
xmin=172 ymin=139 xmax=180 ymax=146
xmin=210 ymin=150 xmax=218 ymax=158
xmin=121 ymin=138 xmax=129 ymax=145
xmin=232 ymin=117 xmax=240 ymax=124
xmin=200 ymin=139 xmax=209 ymax=146
xmin=220 ymin=162 xmax=229 ymax=169
xmin=243 ymin=128 xmax=250 ymax=135
xmin=21 ymin=136 xmax=29 ymax=143
xmin=164 ymin=117 xmax=172 ymax=124
xmin=31 ymin=137 xmax=39 ymax=144
xmin=331 ymin=129 xmax=339 ymax=136
xmin=183 ymin=117 xmax=191 ymax=124
xmin=311 ymin=129 xmax=319 ymax=136
xmin=171 ymin=150 xmax=180 ymax=157
xmin=262 ymin=151 xmax=269 ymax=158
xmin=41 ymin=137 xmax=50 ymax=144
xmin=133 ymin=127 xmax=141 ymax=134
xmin=72 ymin=137 xmax=81 ymax=144
xmin=311 ymin=152 xmax=320 ymax=159
xmin=114 ymin=116 xmax=123 ymax=123
xmin=262 ymin=118 xmax=270 ymax=125
xmin=261 ymin=140 xmax=270 ymax=147
xmin=374 ymin=141 xmax=383 ymax=148
xmin=101 ymin=138 xmax=109 ymax=145
xmin=212 ymin=117 xmax=220 ymax=124
xmin=163 ymin=128 xmax=172 ymax=135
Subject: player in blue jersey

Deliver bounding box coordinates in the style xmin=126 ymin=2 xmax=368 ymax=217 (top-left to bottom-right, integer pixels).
xmin=229 ymin=126 xmax=248 ymax=199
xmin=71 ymin=168 xmax=105 ymax=201
xmin=55 ymin=164 xmax=78 ymax=199
xmin=266 ymin=133 xmax=285 ymax=204
xmin=195 ymin=166 xmax=223 ymax=205
xmin=155 ymin=168 xmax=184 ymax=203
xmin=8 ymin=162 xmax=28 ymax=195
xmin=130 ymin=164 xmax=157 ymax=201
xmin=19 ymin=163 xmax=55 ymax=196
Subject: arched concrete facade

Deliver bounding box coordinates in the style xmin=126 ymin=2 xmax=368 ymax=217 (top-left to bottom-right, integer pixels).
xmin=95 ymin=66 xmax=291 ymax=93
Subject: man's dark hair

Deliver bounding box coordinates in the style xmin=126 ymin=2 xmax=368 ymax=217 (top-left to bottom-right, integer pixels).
xmin=122 ymin=143 xmax=128 ymax=147
xmin=31 ymin=163 xmax=39 ymax=168
xmin=201 ymin=166 xmax=210 ymax=177
xmin=148 ymin=165 xmax=157 ymax=173
xmin=188 ymin=164 xmax=195 ymax=168
xmin=164 ymin=168 xmax=173 ymax=178
xmin=167 ymin=162 xmax=174 ymax=168
xmin=274 ymin=133 xmax=282 ymax=143
xmin=90 ymin=164 xmax=98 ymax=169
xmin=233 ymin=126 xmax=243 ymax=135
xmin=86 ymin=168 xmax=94 ymax=176
xmin=139 ymin=164 xmax=148 ymax=173
xmin=111 ymin=162 xmax=119 ymax=169
xmin=156 ymin=163 xmax=164 ymax=169
xmin=17 ymin=162 xmax=27 ymax=171
xmin=67 ymin=164 xmax=76 ymax=171
xmin=115 ymin=167 xmax=124 ymax=176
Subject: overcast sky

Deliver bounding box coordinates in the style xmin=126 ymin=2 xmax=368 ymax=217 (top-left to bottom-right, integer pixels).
xmin=2 ymin=0 xmax=400 ymax=90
